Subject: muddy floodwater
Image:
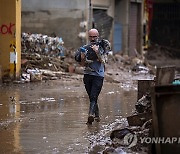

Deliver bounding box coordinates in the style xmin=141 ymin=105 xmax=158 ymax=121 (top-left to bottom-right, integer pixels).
xmin=0 ymin=77 xmax=138 ymax=154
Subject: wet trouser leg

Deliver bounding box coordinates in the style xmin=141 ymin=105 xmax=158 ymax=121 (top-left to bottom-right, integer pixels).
xmin=83 ymin=74 xmax=104 ymax=117
xmin=94 ymin=104 xmax=99 ymax=117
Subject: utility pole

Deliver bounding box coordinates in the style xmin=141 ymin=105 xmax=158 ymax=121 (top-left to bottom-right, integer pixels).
xmin=0 ymin=0 xmax=21 ymax=81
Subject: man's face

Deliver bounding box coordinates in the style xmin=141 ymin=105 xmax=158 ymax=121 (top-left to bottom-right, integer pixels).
xmin=89 ymin=32 xmax=99 ymax=44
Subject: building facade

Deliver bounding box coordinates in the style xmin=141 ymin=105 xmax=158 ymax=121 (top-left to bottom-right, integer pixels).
xmin=22 ymin=0 xmax=144 ymax=55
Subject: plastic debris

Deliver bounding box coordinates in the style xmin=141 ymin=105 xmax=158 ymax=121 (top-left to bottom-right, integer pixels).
xmin=21 ymin=32 xmax=65 ymax=58
xmin=172 ymin=80 xmax=180 ymax=85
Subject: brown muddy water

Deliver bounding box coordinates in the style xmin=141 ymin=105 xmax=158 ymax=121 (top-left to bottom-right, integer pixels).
xmin=0 ymin=78 xmax=138 ymax=154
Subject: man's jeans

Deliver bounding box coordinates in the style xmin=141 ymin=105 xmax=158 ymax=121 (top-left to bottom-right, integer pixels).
xmin=83 ymin=74 xmax=104 ymax=117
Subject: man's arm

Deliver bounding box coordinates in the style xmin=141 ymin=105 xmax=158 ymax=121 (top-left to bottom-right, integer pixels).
xmin=91 ymin=45 xmax=106 ymax=64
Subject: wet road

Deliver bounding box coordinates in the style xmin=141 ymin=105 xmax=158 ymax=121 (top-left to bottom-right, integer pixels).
xmin=0 ymin=78 xmax=137 ymax=154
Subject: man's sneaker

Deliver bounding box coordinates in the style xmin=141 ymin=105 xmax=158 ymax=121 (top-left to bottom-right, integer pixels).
xmin=94 ymin=117 xmax=100 ymax=122
xmin=86 ymin=115 xmax=94 ymax=125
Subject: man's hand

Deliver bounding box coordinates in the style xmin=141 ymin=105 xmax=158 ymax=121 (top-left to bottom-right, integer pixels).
xmin=80 ymin=52 xmax=86 ymax=66
xmin=91 ymin=45 xmax=99 ymax=53
xmin=91 ymin=44 xmax=105 ymax=64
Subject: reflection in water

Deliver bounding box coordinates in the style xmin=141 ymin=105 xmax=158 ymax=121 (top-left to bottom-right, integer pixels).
xmin=0 ymin=81 xmax=137 ymax=153
xmin=0 ymin=91 xmax=22 ymax=153
xmin=13 ymin=92 xmax=22 ymax=153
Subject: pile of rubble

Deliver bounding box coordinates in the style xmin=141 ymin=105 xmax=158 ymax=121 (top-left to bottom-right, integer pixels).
xmin=21 ymin=32 xmax=65 ymax=57
xmin=102 ymin=92 xmax=153 ymax=154
xmin=108 ymin=54 xmax=155 ymax=74
xmin=145 ymin=43 xmax=180 ymax=60
xmin=20 ymin=33 xmax=77 ymax=82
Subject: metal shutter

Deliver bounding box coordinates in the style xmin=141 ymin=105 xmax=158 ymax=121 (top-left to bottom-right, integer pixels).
xmin=93 ymin=9 xmax=113 ymax=40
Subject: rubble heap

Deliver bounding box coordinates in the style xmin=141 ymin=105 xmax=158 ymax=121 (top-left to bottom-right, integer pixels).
xmin=21 ymin=32 xmax=65 ymax=57
xmin=21 ymin=33 xmax=76 ymax=82
xmin=145 ymin=43 xmax=180 ymax=60
xmin=103 ymin=93 xmax=153 ymax=154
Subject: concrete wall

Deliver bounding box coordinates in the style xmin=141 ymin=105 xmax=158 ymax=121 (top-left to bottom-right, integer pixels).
xmin=114 ymin=0 xmax=129 ymax=55
xmin=22 ymin=0 xmax=115 ymax=49
xmin=22 ymin=0 xmax=88 ymax=48
xmin=92 ymin=0 xmax=110 ymax=7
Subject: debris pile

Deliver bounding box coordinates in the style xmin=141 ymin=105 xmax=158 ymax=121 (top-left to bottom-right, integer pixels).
xmin=101 ymin=78 xmax=155 ymax=153
xmin=20 ymin=33 xmax=78 ymax=82
xmin=21 ymin=32 xmax=65 ymax=57
xmin=103 ymin=94 xmax=153 ymax=154
xmin=145 ymin=43 xmax=180 ymax=60
xmin=135 ymin=94 xmax=152 ymax=114
xmin=104 ymin=54 xmax=155 ymax=84
xmin=108 ymin=54 xmax=155 ymax=74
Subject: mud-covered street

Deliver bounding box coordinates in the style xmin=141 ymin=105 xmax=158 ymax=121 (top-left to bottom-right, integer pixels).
xmin=1 ymin=1 xmax=180 ymax=153
xmin=0 ymin=71 xmax=147 ymax=154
